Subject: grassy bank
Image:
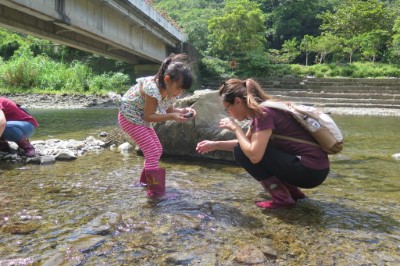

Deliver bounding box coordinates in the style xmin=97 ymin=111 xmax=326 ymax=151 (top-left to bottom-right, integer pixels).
xmin=289 ymin=62 xmax=400 ymax=78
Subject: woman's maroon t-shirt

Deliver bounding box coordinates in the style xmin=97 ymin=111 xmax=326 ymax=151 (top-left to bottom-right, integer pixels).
xmin=250 ymin=106 xmax=329 ymax=170
xmin=0 ymin=98 xmax=39 ymax=127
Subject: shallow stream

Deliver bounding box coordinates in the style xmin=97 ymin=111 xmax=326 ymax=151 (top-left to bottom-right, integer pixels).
xmin=0 ymin=109 xmax=399 ymax=265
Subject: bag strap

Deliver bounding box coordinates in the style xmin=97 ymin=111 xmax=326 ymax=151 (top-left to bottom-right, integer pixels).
xmin=271 ymin=134 xmax=321 ymax=148
xmin=263 ymin=101 xmax=322 ymax=148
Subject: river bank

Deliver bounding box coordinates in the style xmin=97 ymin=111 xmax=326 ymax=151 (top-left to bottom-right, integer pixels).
xmin=4 ymin=92 xmax=400 ymax=116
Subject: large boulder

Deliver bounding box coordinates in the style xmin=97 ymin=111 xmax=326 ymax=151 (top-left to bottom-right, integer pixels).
xmin=154 ymin=89 xmax=247 ymax=163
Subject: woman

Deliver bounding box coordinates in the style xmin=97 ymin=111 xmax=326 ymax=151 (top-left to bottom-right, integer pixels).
xmin=196 ymin=78 xmax=330 ymax=209
xmin=0 ymin=97 xmax=39 ymax=157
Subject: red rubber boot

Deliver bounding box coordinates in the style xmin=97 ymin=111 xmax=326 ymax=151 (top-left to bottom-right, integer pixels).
xmin=145 ymin=168 xmax=166 ymax=197
xmin=134 ymin=168 xmax=147 ymax=187
xmin=256 ymin=176 xmax=295 ymax=209
xmin=17 ymin=137 xmax=36 ymax=157
xmin=283 ymin=182 xmax=307 ymax=201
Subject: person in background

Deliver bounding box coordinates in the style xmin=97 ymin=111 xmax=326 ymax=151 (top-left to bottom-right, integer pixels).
xmin=196 ymin=78 xmax=330 ymax=209
xmin=108 ymin=53 xmax=195 ymax=198
xmin=0 ymin=97 xmax=39 ymax=157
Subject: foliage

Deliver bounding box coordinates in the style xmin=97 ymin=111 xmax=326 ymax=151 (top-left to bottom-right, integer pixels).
xmin=235 ymin=49 xmax=275 ymax=77
xmin=0 ymin=45 xmax=37 ymax=88
xmin=290 ymin=62 xmax=400 ymax=78
xmin=87 ymin=72 xmax=130 ymax=94
xmin=2 ymin=0 xmax=400 ymax=94
xmin=313 ymin=33 xmax=342 ymax=63
xmin=207 ymin=0 xmax=266 ymax=59
xmin=300 ymin=35 xmax=316 ymax=66
xmin=154 ymin=0 xmax=223 ymax=52
xmin=260 ymin=0 xmax=326 ymax=49
xmin=342 ymin=35 xmax=363 ymax=64
xmin=359 ymin=30 xmax=391 ymax=62
xmin=280 ymin=38 xmax=300 ymax=63
xmin=0 ymin=31 xmax=131 ymax=94
xmin=389 ymin=17 xmax=400 ymax=63
xmin=199 ymin=56 xmax=230 ymax=78
xmin=157 ymin=0 xmax=400 ymax=77
xmin=319 ymin=0 xmax=395 ymax=38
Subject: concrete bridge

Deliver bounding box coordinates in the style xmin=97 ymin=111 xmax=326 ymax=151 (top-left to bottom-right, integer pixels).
xmin=0 ymin=0 xmax=186 ymax=66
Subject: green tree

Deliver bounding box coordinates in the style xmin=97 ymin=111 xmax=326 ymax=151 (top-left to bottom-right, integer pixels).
xmin=259 ymin=0 xmax=327 ymax=49
xmin=207 ymin=0 xmax=266 ymax=60
xmin=359 ymin=30 xmax=390 ymax=62
xmin=389 ymin=17 xmax=400 ymax=62
xmin=154 ymin=0 xmax=223 ymax=52
xmin=319 ymin=0 xmax=395 ymax=38
xmin=313 ymin=33 xmax=342 ymax=63
xmin=280 ymin=38 xmax=300 ymax=63
xmin=300 ymin=35 xmax=316 ymax=66
xmin=342 ymin=35 xmax=362 ymax=63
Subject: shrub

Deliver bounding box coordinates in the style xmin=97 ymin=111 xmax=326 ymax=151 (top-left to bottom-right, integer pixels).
xmin=87 ymin=72 xmax=130 ymax=94
xmin=200 ymin=56 xmax=228 ymax=78
xmin=288 ymin=62 xmax=400 ymax=78
xmin=0 ymin=48 xmax=38 ymax=89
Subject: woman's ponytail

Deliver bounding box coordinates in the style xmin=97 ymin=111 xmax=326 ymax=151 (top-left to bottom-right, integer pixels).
xmin=220 ymin=78 xmax=273 ymax=117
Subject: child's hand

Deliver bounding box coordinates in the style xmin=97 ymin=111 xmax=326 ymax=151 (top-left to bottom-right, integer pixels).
xmin=172 ymin=112 xmax=189 ymax=123
xmin=183 ymin=112 xmax=194 ymax=118
xmin=183 ymin=107 xmax=196 ymax=118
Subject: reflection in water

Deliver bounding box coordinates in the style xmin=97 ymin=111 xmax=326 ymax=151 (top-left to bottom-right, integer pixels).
xmin=0 ymin=111 xmax=399 ymax=265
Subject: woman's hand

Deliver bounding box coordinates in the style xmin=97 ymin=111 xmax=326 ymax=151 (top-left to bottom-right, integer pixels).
xmin=219 ymin=118 xmax=239 ymax=132
xmin=196 ymin=140 xmax=217 ymax=154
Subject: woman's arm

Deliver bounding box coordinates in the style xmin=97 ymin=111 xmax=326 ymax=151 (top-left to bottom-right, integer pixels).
xmin=219 ymin=118 xmax=271 ymax=164
xmin=196 ymin=139 xmax=238 ymax=154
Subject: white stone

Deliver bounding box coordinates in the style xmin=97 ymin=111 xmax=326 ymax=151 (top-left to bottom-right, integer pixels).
xmin=118 ymin=142 xmax=133 ymax=153
xmin=392 ymin=153 xmax=400 ymax=160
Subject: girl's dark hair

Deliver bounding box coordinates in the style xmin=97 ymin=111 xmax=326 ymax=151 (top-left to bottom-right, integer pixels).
xmin=154 ymin=53 xmax=193 ymax=90
xmin=219 ymin=78 xmax=273 ymax=116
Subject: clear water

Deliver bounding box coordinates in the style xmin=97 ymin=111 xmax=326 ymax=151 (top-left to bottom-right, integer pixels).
xmin=0 ymin=109 xmax=399 ymax=265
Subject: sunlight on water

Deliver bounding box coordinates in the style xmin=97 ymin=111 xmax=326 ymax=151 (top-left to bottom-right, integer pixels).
xmin=0 ymin=110 xmax=399 ymax=265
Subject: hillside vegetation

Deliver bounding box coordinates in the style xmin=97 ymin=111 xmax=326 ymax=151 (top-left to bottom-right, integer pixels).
xmin=1 ymin=0 xmax=400 ymax=94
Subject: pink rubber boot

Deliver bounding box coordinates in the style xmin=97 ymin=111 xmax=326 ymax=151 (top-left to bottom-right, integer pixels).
xmin=145 ymin=168 xmax=166 ymax=197
xmin=256 ymin=176 xmax=295 ymax=209
xmin=134 ymin=168 xmax=147 ymax=187
xmin=283 ymin=182 xmax=306 ymax=201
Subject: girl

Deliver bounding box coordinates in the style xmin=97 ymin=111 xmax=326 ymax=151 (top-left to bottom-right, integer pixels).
xmin=196 ymin=78 xmax=330 ymax=209
xmin=109 ymin=54 xmax=195 ymax=197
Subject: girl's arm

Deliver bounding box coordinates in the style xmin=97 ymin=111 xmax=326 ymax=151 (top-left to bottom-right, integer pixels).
xmin=143 ymin=94 xmax=187 ymax=123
